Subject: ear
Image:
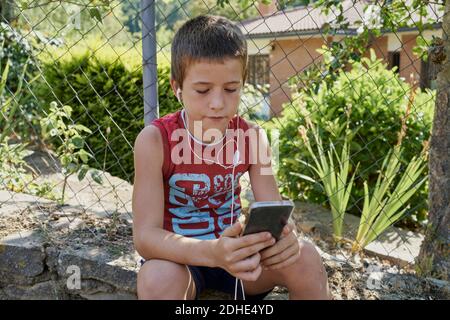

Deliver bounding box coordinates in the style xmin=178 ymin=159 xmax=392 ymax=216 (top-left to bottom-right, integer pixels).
xmin=170 ymin=78 xmax=180 ymax=98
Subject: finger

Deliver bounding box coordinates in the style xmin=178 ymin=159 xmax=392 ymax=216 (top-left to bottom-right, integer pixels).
xmin=234 ymin=231 xmax=272 ymax=250
xmin=264 ymin=250 xmax=300 ymax=271
xmin=281 ymin=222 xmax=294 ymax=238
xmin=230 ymin=252 xmax=261 ymax=274
xmin=234 ymin=264 xmax=262 ymax=282
xmin=260 ymin=235 xmax=293 ymax=261
xmin=232 ymin=237 xmax=276 ymax=261
xmin=262 ymin=242 xmax=299 ymax=267
xmin=221 ymin=221 xmax=242 ymax=238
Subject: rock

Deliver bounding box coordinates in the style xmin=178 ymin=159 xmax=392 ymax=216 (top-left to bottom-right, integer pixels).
xmin=49 ymin=217 xmax=84 ymax=231
xmin=80 ymin=279 xmax=116 ymax=295
xmin=3 ymin=281 xmax=64 ymax=300
xmin=364 ymin=227 xmax=424 ymax=267
xmin=298 ymin=221 xmax=319 ymax=233
xmin=80 ymin=291 xmax=136 ymax=300
xmin=51 ymin=247 xmax=138 ymax=293
xmin=0 ymin=230 xmax=46 ymax=278
xmin=0 ymin=191 xmax=52 ymax=216
xmin=424 ymin=277 xmax=450 ymax=299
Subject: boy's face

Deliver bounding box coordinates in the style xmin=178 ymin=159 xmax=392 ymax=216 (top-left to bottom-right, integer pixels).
xmin=171 ymin=58 xmax=243 ymax=137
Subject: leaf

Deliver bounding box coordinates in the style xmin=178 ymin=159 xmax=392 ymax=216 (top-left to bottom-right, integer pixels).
xmin=74 ymin=124 xmax=92 ymax=134
xmin=77 ymin=165 xmax=89 ymax=181
xmin=89 ymin=8 xmax=103 ymax=23
xmin=19 ymin=1 xmax=28 ymax=9
xmin=62 ymin=105 xmax=73 ymax=116
xmin=60 ymin=154 xmax=71 ymax=167
xmin=78 ymin=149 xmax=91 ymax=163
xmin=290 ymin=172 xmax=317 ymax=184
xmin=71 ymin=136 xmax=84 ymax=149
xmin=91 ymin=170 xmax=103 ymax=185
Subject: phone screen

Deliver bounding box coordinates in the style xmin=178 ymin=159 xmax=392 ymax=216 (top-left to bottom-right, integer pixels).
xmin=241 ymin=201 xmax=294 ymax=240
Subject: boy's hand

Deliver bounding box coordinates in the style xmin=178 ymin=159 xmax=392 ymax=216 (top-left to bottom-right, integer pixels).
xmin=260 ymin=221 xmax=300 ymax=270
xmin=212 ymin=221 xmax=276 ymax=282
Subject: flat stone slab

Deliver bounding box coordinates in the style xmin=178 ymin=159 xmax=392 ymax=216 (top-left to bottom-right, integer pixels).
xmin=364 ymin=229 xmax=424 ymax=267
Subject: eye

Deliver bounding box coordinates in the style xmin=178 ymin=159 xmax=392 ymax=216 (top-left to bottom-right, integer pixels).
xmin=225 ymin=89 xmax=237 ymax=93
xmin=196 ymin=90 xmax=209 ymax=94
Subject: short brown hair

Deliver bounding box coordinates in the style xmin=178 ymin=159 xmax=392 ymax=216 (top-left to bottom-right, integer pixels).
xmin=171 ymin=15 xmax=248 ymax=89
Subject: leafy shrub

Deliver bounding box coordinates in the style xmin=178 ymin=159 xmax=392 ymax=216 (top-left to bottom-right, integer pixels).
xmin=277 ymin=50 xmax=434 ymax=227
xmin=34 ymin=43 xmax=180 ymax=183
xmin=40 ymin=101 xmax=103 ymax=204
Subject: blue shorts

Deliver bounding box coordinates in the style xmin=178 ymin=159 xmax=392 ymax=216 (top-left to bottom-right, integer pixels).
xmin=140 ymin=259 xmax=273 ymax=300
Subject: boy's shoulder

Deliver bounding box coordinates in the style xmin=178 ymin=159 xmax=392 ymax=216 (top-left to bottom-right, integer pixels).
xmin=134 ymin=124 xmax=163 ymax=162
xmin=135 ymin=110 xmax=181 ymax=146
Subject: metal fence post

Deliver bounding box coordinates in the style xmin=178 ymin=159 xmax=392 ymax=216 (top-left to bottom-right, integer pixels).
xmin=141 ymin=0 xmax=159 ymax=126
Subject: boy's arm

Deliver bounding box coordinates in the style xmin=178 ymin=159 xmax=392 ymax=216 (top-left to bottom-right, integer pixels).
xmin=248 ymin=123 xmax=282 ymax=202
xmin=132 ymin=125 xmax=216 ymax=267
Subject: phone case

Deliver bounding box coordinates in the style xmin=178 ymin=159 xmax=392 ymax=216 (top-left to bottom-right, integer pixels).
xmin=241 ymin=200 xmax=294 ymax=240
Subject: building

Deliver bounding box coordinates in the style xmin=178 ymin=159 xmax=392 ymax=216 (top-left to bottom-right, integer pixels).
xmin=239 ymin=0 xmax=443 ymax=117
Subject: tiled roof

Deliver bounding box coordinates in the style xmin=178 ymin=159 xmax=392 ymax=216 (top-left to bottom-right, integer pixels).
xmin=239 ymin=0 xmax=443 ymax=38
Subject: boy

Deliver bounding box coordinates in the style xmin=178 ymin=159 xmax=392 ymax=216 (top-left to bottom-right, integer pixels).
xmin=132 ymin=15 xmax=330 ymax=300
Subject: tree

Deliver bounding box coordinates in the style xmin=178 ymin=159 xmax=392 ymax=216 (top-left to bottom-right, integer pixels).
xmin=417 ymin=2 xmax=449 ymax=280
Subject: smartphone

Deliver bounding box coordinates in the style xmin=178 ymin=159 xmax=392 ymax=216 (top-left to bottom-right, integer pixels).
xmin=240 ymin=200 xmax=295 ymax=241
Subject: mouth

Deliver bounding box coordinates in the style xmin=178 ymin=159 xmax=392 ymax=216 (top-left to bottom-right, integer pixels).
xmin=206 ymin=116 xmax=226 ymax=121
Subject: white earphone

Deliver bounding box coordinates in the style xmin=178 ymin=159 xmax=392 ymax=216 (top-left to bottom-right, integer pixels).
xmin=176 ymin=88 xmax=182 ymax=103
xmin=177 ymin=87 xmax=246 ymax=300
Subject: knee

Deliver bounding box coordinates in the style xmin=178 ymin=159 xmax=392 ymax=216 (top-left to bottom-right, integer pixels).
xmin=137 ymin=259 xmax=189 ymax=299
xmin=296 ymin=240 xmax=327 ymax=277
xmin=279 ymin=241 xmax=330 ymax=299
xmin=298 ymin=241 xmax=323 ymax=270
xmin=279 ymin=240 xmax=325 ymax=279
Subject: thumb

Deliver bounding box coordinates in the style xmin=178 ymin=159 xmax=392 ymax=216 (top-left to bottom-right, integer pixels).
xmin=221 ymin=221 xmax=243 ymax=238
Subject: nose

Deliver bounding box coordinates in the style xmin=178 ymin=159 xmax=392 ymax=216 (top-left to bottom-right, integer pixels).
xmin=209 ymin=91 xmax=225 ymax=111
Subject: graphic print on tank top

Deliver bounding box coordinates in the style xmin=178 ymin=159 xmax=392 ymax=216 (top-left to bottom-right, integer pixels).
xmin=151 ymin=110 xmax=251 ymax=240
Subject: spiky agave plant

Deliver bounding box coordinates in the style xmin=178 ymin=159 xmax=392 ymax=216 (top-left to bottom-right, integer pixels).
xmin=352 ymin=84 xmax=429 ymax=251
xmin=294 ymin=101 xmax=359 ymax=241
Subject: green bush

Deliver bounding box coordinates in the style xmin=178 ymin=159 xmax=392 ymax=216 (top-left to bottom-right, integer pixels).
xmin=34 ymin=45 xmax=180 ymax=183
xmin=277 ymin=51 xmax=434 ymax=227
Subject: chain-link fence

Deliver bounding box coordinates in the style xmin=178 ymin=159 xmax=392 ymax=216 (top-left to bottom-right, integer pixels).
xmin=0 ymin=0 xmax=448 ymax=300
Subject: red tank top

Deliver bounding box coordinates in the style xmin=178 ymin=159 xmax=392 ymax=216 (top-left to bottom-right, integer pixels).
xmin=151 ymin=110 xmax=252 ymax=240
